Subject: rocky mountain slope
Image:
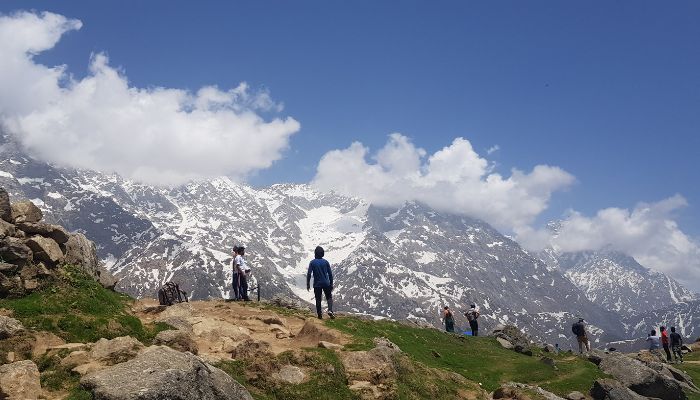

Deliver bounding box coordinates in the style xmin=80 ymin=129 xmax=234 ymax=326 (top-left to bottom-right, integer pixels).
xmin=1 ymin=134 xmax=697 ymax=346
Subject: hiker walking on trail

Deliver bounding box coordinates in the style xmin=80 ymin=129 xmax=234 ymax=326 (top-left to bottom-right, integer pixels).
xmin=571 ymin=318 xmax=591 ymax=353
xmin=442 ymin=306 xmax=455 ymax=333
xmin=670 ymin=327 xmax=684 ymax=363
xmin=660 ymin=326 xmax=672 ymax=362
xmin=235 ymin=246 xmax=251 ymax=301
xmin=465 ymin=304 xmax=480 ymax=336
xmin=307 ymin=246 xmax=335 ymax=319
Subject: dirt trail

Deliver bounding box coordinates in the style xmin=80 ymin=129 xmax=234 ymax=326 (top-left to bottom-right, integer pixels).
xmin=134 ymin=299 xmax=350 ymax=362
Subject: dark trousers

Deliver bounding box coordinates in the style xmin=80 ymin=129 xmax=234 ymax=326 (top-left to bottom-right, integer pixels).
xmin=469 ymin=320 xmax=479 ymax=336
xmin=240 ymin=273 xmax=250 ymax=301
xmin=232 ymin=272 xmax=240 ymax=300
xmin=672 ymin=345 xmax=683 ymax=361
xmin=663 ymin=344 xmax=672 ymax=361
xmin=314 ymin=286 xmax=333 ymax=318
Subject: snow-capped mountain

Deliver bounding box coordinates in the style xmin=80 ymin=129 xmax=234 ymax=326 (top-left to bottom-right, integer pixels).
xmin=555 ymin=250 xmax=696 ymax=316
xmin=1 ymin=133 xmax=695 ymax=345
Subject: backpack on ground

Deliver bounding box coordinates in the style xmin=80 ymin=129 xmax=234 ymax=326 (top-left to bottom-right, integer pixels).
xmin=158 ymin=282 xmax=189 ymax=306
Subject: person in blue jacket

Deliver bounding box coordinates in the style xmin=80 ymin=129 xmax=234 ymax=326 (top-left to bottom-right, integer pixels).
xmin=307 ymin=246 xmax=335 ymax=319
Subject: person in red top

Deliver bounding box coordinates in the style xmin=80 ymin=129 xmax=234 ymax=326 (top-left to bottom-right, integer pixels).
xmin=660 ymin=326 xmax=672 ymax=362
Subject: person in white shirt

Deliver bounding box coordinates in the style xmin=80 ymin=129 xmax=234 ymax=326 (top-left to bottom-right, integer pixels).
xmin=234 ymin=246 xmax=251 ymax=301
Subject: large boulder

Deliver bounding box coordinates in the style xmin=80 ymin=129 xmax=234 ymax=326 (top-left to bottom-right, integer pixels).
xmin=63 ymin=233 xmax=117 ymax=288
xmin=81 ymin=345 xmax=253 ymax=400
xmin=26 ymin=235 xmax=64 ymax=266
xmin=10 ymin=201 xmax=42 ymax=224
xmin=340 ymin=338 xmax=401 ymax=399
xmin=90 ymin=336 xmax=144 ymax=365
xmin=590 ymin=378 xmax=647 ymax=400
xmin=0 ymin=360 xmax=41 ymax=400
xmin=0 ymin=316 xmax=24 ymax=339
xmin=598 ymin=352 xmax=686 ymax=400
xmin=15 ymin=222 xmax=70 ymax=244
xmin=0 ymin=188 xmax=11 ymax=223
xmin=0 ymin=237 xmax=32 ymax=266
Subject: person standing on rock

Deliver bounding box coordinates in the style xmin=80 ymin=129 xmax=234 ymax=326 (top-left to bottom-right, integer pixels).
xmin=442 ymin=306 xmax=455 ymax=333
xmin=235 ymin=246 xmax=251 ymax=301
xmin=660 ymin=326 xmax=672 ymax=362
xmin=307 ymin=246 xmax=335 ymax=319
xmin=571 ymin=318 xmax=591 ymax=354
xmin=465 ymin=304 xmax=480 ymax=336
xmin=670 ymin=327 xmax=684 ymax=363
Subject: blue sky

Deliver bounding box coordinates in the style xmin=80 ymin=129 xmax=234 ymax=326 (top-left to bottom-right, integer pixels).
xmin=1 ymin=1 xmax=698 ymax=239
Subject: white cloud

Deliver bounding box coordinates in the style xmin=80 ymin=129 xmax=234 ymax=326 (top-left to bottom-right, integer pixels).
xmin=517 ymin=195 xmax=700 ymax=290
xmin=486 ymin=144 xmax=500 ymax=154
xmin=0 ymin=11 xmax=299 ymax=186
xmin=312 ymin=133 xmax=575 ymax=231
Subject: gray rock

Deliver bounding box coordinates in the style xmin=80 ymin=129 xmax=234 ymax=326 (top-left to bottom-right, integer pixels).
xmin=64 ymin=233 xmax=101 ymax=276
xmin=590 ymin=378 xmax=648 ymax=400
xmin=497 ymin=337 xmax=514 ymax=350
xmin=0 ymin=360 xmax=41 ymax=400
xmin=81 ymin=345 xmax=253 ymax=400
xmin=0 ymin=237 xmax=32 ymax=266
xmin=0 ymin=188 xmax=11 ymax=223
xmin=540 ymin=356 xmax=557 ymax=368
xmin=0 ymin=316 xmax=24 ymax=339
xmin=272 ymin=365 xmax=306 ymax=384
xmin=15 ymin=222 xmax=70 ymax=244
xmin=10 ymin=200 xmax=43 ymax=223
xmin=26 ymin=235 xmax=64 ymax=266
xmin=543 ymin=344 xmax=557 ymax=353
xmin=567 ymin=391 xmax=586 ymax=400
xmin=0 ymin=273 xmax=24 ymax=298
xmin=0 ymin=219 xmax=15 ymax=239
xmin=318 ymin=341 xmax=343 ymax=350
xmin=153 ymin=329 xmax=198 ymax=354
xmin=598 ymin=352 xmax=686 ymax=400
xmin=90 ymin=336 xmax=144 ymax=365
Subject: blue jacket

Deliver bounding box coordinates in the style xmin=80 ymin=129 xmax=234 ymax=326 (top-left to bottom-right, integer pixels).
xmin=307 ymin=258 xmax=333 ymax=288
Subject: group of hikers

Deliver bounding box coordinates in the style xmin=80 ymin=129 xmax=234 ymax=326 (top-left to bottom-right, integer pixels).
xmin=229 ymin=246 xmax=688 ymax=362
xmin=442 ymin=304 xmax=481 ymax=335
xmin=572 ymin=318 xmax=686 ymax=363
xmin=230 ymin=244 xmax=335 ymax=319
xmin=647 ymin=326 xmax=685 ymax=363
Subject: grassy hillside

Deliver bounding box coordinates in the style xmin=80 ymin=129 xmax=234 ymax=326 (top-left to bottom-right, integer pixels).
xmin=326 ymin=317 xmax=604 ymax=396
xmin=0 ymin=265 xmax=169 ymax=344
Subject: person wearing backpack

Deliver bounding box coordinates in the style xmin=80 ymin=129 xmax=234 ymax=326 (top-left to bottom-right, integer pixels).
xmin=234 ymin=246 xmax=251 ymax=301
xmin=306 ymin=246 xmax=335 ymax=319
xmin=442 ymin=306 xmax=455 ymax=333
xmin=670 ymin=326 xmax=683 ymax=363
xmin=660 ymin=326 xmax=672 ymax=362
xmin=571 ymin=318 xmax=591 ymax=354
xmin=465 ymin=304 xmax=480 ymax=336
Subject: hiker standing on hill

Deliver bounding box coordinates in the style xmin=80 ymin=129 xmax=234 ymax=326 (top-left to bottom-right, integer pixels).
xmin=660 ymin=326 xmax=672 ymax=362
xmin=442 ymin=306 xmax=455 ymax=333
xmin=670 ymin=327 xmax=684 ymax=363
xmin=465 ymin=304 xmax=480 ymax=336
xmin=571 ymin=318 xmax=591 ymax=354
xmin=231 ymin=246 xmax=241 ymax=301
xmin=235 ymin=246 xmax=251 ymax=301
xmin=307 ymin=246 xmax=335 ymax=319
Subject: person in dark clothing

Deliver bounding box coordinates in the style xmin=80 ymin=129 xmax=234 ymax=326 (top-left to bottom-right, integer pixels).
xmin=660 ymin=326 xmax=672 ymax=362
xmin=231 ymin=246 xmax=241 ymax=301
xmin=572 ymin=318 xmax=591 ymax=353
xmin=234 ymin=246 xmax=250 ymax=301
xmin=442 ymin=306 xmax=455 ymax=333
xmin=307 ymin=246 xmax=335 ymax=319
xmin=465 ymin=304 xmax=480 ymax=336
xmin=670 ymin=327 xmax=683 ymax=363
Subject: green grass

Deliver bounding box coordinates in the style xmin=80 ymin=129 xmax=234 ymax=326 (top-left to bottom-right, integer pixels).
xmin=217 ymin=348 xmax=359 ymax=400
xmin=677 ymin=348 xmax=700 ymax=400
xmin=0 ymin=264 xmax=170 ymax=344
xmin=325 ymin=317 xmax=605 ymax=395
